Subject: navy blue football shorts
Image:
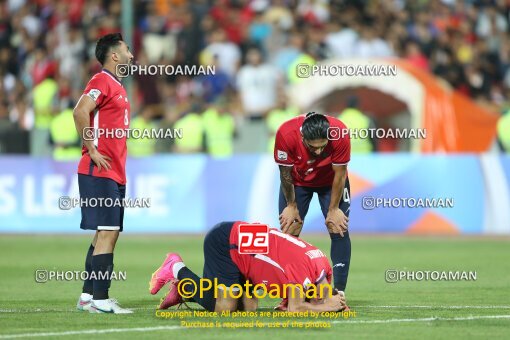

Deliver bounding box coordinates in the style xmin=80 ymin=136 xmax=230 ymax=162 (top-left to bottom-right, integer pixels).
xmin=78 ymin=174 xmax=125 ymax=232
xmin=202 ymin=221 xmax=242 ymax=290
xmin=279 ymin=176 xmax=351 ymax=221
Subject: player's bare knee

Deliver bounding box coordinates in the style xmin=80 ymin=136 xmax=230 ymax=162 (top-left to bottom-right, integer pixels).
xmin=95 ymin=231 xmax=119 ymax=250
xmin=91 ymin=231 xmax=99 ymax=246
xmin=98 ymin=230 xmax=119 ymax=241
xmin=214 ymin=296 xmax=238 ymax=312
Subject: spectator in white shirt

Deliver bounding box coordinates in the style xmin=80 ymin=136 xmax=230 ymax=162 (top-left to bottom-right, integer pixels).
xmin=236 ymin=48 xmax=281 ymax=119
xmin=325 ymin=21 xmax=359 ymax=59
xmin=354 ymin=26 xmax=394 ymax=59
xmin=203 ymin=29 xmax=241 ymax=80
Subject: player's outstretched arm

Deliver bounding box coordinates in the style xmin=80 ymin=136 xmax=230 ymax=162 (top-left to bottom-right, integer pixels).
xmin=73 ymin=95 xmax=111 ymax=172
xmin=286 ymin=286 xmax=345 ymax=313
xmin=279 ymin=165 xmax=302 ymax=234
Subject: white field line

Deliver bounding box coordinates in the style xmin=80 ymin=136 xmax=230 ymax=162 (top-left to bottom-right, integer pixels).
xmin=0 ymin=307 xmax=156 ymax=313
xmin=2 ymin=305 xmax=510 ymax=313
xmin=334 ymin=314 xmax=510 ymax=324
xmin=1 ymin=315 xmax=510 ymax=338
xmin=0 ymin=326 xmax=182 ymax=339
xmin=360 ymin=305 xmax=510 ymax=309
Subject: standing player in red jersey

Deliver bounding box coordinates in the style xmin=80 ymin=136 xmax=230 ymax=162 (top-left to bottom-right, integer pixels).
xmin=149 ymin=221 xmax=346 ymax=312
xmin=73 ymin=33 xmax=133 ymax=314
xmin=274 ymin=112 xmax=351 ymax=309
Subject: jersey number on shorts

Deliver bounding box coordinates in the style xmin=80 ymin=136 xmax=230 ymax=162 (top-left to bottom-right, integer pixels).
xmin=342 ymin=188 xmax=350 ymax=203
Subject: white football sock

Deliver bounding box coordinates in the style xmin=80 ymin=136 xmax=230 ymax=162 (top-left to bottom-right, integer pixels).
xmin=172 ymin=262 xmax=186 ymax=279
xmin=92 ymin=299 xmax=109 ymax=306
xmin=80 ymin=293 xmax=92 ymax=301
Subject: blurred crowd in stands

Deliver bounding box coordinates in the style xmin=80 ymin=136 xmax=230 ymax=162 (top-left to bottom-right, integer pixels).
xmin=0 ymin=0 xmax=509 ymax=157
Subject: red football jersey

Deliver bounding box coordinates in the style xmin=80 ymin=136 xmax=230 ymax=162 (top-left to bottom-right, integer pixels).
xmin=229 ymin=221 xmax=332 ymax=297
xmin=274 ymin=115 xmax=350 ymax=187
xmin=77 ymin=70 xmax=130 ymax=185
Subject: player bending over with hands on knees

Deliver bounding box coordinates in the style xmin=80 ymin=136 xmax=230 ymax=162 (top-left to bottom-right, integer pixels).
xmin=149 ymin=221 xmax=346 ymax=312
xmin=274 ymin=112 xmax=352 ymax=311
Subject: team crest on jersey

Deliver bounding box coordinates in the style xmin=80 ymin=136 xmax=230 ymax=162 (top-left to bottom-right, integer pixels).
xmin=302 ymin=277 xmax=312 ymax=289
xmin=87 ymin=89 xmax=101 ymax=102
xmin=277 ymin=150 xmax=288 ymax=161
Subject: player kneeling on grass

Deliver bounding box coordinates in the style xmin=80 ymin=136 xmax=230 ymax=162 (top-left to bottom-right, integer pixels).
xmin=149 ymin=221 xmax=346 ymax=312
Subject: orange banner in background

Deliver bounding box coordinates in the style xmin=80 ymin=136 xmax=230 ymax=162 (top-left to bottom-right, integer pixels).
xmin=395 ymin=61 xmax=499 ymax=153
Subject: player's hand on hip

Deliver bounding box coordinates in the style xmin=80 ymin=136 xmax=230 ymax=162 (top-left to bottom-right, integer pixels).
xmin=89 ymin=149 xmax=112 ymax=172
xmin=279 ymin=205 xmax=302 ymax=233
xmin=325 ymin=208 xmax=348 ymax=237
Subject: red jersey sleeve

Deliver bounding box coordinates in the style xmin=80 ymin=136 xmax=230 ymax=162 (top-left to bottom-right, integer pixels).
xmin=274 ymin=129 xmax=294 ymax=166
xmin=83 ymin=75 xmax=109 ymax=108
xmin=285 ymin=262 xmax=332 ymax=292
xmin=331 ymin=135 xmax=351 ymax=165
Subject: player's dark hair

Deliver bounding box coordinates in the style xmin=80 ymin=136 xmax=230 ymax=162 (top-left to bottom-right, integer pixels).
xmin=301 ymin=112 xmax=330 ymax=140
xmin=95 ymin=33 xmax=123 ymax=65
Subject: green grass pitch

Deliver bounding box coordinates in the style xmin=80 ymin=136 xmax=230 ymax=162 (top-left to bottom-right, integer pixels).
xmin=0 ymin=234 xmax=509 ymax=339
